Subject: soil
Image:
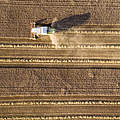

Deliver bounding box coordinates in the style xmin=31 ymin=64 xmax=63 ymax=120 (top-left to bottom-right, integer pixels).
xmin=0 ymin=0 xmax=120 ymax=37
xmin=0 ymin=68 xmax=119 ymax=96
xmin=0 ymin=0 xmax=120 ymax=96
xmin=0 ymin=1 xmax=120 ymax=119
xmin=0 ymin=0 xmax=120 ymax=95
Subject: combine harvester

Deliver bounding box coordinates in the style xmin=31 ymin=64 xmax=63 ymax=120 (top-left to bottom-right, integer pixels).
xmin=31 ymin=22 xmax=55 ymax=40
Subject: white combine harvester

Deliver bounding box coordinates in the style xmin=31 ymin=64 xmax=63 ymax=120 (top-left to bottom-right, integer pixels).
xmin=31 ymin=22 xmax=55 ymax=40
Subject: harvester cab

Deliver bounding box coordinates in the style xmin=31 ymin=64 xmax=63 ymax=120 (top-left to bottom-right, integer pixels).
xmin=31 ymin=22 xmax=55 ymax=40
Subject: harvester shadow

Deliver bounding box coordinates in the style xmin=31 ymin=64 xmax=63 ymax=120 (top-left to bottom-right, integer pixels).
xmin=35 ymin=12 xmax=91 ymax=32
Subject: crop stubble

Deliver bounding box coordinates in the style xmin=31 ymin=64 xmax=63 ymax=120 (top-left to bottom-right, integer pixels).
xmin=0 ymin=0 xmax=120 ymax=98
xmin=0 ymin=0 xmax=120 ymax=37
xmin=0 ymin=0 xmax=120 ymax=119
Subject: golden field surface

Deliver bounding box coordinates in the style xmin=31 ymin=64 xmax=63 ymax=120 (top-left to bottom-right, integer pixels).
xmin=0 ymin=95 xmax=119 ymax=119
xmin=0 ymin=29 xmax=120 ymax=68
xmin=0 ymin=0 xmax=120 ymax=37
xmin=0 ymin=0 xmax=120 ymax=119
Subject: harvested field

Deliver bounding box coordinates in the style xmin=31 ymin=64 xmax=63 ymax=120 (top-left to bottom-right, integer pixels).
xmin=0 ymin=0 xmax=120 ymax=119
xmin=0 ymin=68 xmax=120 ymax=96
xmin=0 ymin=0 xmax=120 ymax=37
xmin=0 ymin=95 xmax=120 ymax=119
xmin=0 ymin=32 xmax=120 ymax=68
xmin=0 ymin=104 xmax=120 ymax=117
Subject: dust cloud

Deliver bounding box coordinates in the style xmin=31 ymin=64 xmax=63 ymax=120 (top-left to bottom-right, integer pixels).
xmin=49 ymin=32 xmax=90 ymax=57
xmin=49 ymin=32 xmax=83 ymax=48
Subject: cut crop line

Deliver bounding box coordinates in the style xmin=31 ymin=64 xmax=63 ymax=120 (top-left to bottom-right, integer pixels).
xmin=1 ymin=44 xmax=120 ymax=49
xmin=0 ymin=3 xmax=97 ymax=6
xmin=0 ymin=58 xmax=120 ymax=64
xmin=0 ymin=100 xmax=120 ymax=106
xmin=0 ymin=115 xmax=120 ymax=120
xmin=3 ymin=3 xmax=120 ymax=7
xmin=0 ymin=37 xmax=30 ymax=39
xmin=62 ymin=30 xmax=120 ymax=34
